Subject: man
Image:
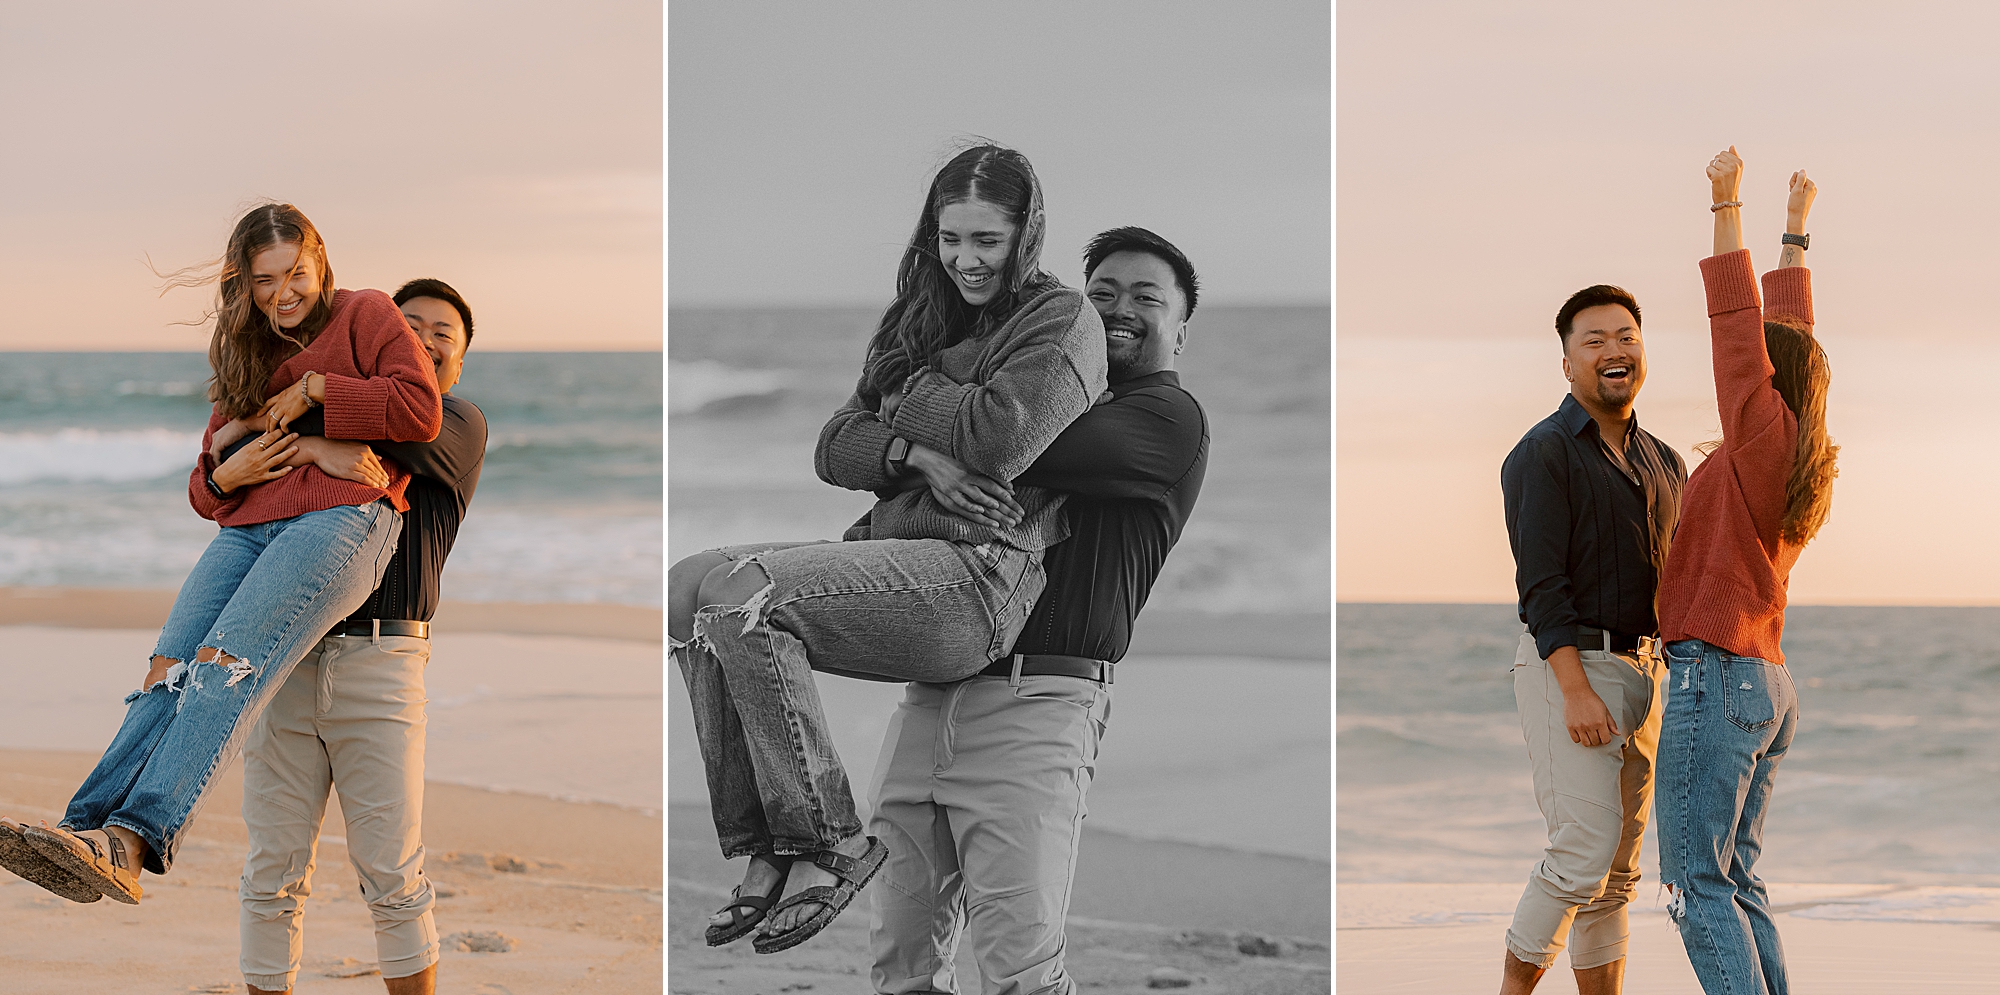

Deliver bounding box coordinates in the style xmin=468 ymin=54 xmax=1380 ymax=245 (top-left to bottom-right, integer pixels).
xmin=1497 ymin=286 xmax=1685 ymax=994
xmin=868 ymin=227 xmax=1209 ymax=995
xmin=233 ymin=279 xmax=486 ymax=995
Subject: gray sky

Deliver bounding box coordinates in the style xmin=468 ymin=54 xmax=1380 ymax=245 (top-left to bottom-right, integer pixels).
xmin=667 ymin=1 xmax=1331 ymax=307
xmin=1338 ymin=0 xmax=2000 ymax=604
xmin=0 ymin=1 xmax=661 ymax=350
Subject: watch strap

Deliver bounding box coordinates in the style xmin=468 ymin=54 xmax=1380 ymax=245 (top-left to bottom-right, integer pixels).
xmin=1781 ymin=232 xmax=1810 ymax=250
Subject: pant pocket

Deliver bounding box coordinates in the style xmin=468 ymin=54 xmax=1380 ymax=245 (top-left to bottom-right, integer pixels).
xmin=1722 ymin=655 xmax=1780 ymax=732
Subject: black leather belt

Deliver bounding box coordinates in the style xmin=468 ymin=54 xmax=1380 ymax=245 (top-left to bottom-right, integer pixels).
xmin=979 ymin=653 xmax=1114 ymax=685
xmin=328 ymin=619 xmax=430 ymax=639
xmin=1577 ymin=626 xmax=1645 ymax=653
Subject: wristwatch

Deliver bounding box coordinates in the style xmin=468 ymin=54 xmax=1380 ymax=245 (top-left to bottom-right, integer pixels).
xmin=886 ymin=436 xmax=911 ymax=474
xmin=1781 ymin=232 xmax=1810 ymax=250
xmin=205 ymin=469 xmax=229 ymax=499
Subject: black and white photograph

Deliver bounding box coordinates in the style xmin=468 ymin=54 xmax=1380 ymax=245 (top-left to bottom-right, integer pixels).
xmin=668 ymin=2 xmax=1331 ymax=991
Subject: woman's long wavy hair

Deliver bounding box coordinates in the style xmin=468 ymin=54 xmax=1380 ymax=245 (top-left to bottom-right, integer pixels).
xmin=161 ymin=204 xmax=337 ymax=419
xmin=1697 ymin=318 xmax=1839 ymax=544
xmin=860 ymin=143 xmax=1057 ymax=400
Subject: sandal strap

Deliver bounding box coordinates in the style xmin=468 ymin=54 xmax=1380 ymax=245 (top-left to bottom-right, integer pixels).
xmin=721 ymin=893 xmax=773 ymax=915
xmin=767 ymin=883 xmax=842 ymax=915
xmin=105 ymin=833 xmax=128 ymax=870
xmin=808 ymin=848 xmax=862 ymax=880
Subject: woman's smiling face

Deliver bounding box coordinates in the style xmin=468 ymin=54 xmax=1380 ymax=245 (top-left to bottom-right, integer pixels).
xmin=936 ymin=199 xmax=1016 ymax=306
xmin=248 ymin=241 xmax=322 ymax=329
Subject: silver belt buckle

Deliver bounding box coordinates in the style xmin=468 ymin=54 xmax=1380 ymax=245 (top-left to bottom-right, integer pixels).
xmin=1008 ymin=653 xmax=1025 ymax=687
xmin=1101 ymin=661 xmax=1115 ymax=685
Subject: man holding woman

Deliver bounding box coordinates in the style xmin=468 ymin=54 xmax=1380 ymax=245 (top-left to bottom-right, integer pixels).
xmin=669 ymin=143 xmax=1107 ymax=952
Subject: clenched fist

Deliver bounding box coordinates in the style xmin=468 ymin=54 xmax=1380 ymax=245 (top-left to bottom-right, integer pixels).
xmin=1708 ymin=145 xmax=1743 ymax=203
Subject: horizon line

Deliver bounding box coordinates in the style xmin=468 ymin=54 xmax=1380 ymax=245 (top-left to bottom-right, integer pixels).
xmin=666 ymin=298 xmax=1330 ymax=311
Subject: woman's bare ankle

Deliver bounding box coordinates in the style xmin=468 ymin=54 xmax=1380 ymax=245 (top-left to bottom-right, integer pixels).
xmin=105 ymin=826 xmax=149 ymax=868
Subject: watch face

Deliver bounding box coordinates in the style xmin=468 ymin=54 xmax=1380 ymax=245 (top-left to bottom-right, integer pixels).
xmin=888 ymin=438 xmax=910 ymax=461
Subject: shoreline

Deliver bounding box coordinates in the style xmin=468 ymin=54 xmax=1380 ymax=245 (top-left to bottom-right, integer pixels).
xmin=0 ymin=585 xmax=663 ymax=642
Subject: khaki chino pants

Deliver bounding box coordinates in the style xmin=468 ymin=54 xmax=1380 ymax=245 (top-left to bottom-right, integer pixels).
xmin=238 ymin=633 xmax=438 ymax=990
xmin=868 ymin=673 xmax=1109 ymax=995
xmin=1506 ymin=632 xmax=1664 ymax=971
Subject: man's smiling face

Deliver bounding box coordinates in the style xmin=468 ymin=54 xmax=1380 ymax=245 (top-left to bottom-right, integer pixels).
xmin=1562 ymin=303 xmax=1645 ymax=413
xmin=1086 ymin=250 xmax=1187 ymax=382
xmin=401 ymin=297 xmax=469 ymax=394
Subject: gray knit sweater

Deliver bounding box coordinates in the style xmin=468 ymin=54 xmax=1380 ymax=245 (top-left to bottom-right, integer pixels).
xmin=815 ymin=286 xmax=1108 ymax=551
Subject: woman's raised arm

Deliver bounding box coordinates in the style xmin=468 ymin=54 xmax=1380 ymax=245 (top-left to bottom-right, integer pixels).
xmin=1779 ymin=169 xmax=1816 ymax=270
xmin=1710 ymin=145 xmax=1745 ymax=257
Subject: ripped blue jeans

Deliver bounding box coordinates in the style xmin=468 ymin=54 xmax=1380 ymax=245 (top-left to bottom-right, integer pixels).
xmin=62 ymin=500 xmax=401 ymax=874
xmin=1656 ymin=638 xmax=1799 ymax=995
xmin=677 ymin=538 xmax=1043 ymax=858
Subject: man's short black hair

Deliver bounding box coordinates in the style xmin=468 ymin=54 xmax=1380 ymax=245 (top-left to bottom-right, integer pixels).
xmin=393 ymin=278 xmax=475 ymax=347
xmin=1555 ymin=285 xmax=1640 ymax=346
xmin=1082 ymin=226 xmax=1200 ymax=320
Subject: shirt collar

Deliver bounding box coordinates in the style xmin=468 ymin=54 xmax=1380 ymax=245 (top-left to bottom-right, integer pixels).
xmin=1556 ymin=393 xmax=1642 ymax=443
xmin=1111 ymin=370 xmax=1180 ymax=395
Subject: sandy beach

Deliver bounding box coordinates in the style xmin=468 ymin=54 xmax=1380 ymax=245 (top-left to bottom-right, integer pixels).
xmin=0 ymin=589 xmax=663 ymax=994
xmin=667 ymin=611 xmax=1334 ymax=994
xmin=1338 ymin=882 xmax=2000 ymax=993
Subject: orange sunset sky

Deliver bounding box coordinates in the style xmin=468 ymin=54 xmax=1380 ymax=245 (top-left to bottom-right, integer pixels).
xmin=1339 ymin=2 xmax=2000 ymax=606
xmin=0 ymin=3 xmax=660 ymax=352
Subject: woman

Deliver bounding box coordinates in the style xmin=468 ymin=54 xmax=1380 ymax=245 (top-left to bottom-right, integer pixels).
xmin=0 ymin=204 xmax=441 ymax=905
xmin=1654 ymin=148 xmax=1835 ymax=993
xmin=667 ymin=143 xmax=1107 ymax=952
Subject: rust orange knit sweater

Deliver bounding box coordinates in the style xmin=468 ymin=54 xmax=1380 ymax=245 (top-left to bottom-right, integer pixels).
xmin=1656 ymin=250 xmax=1814 ymax=664
xmin=189 ymin=289 xmax=443 ymax=526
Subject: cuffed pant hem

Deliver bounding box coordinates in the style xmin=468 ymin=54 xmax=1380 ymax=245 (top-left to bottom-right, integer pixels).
xmin=242 ymin=972 xmax=294 ymax=991
xmin=1504 ymin=932 xmax=1558 ymax=971
xmin=381 ymin=944 xmax=440 ymax=980
xmin=1567 ymin=944 xmax=1626 ymax=971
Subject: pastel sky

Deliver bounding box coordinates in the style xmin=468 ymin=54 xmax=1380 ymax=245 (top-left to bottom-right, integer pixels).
xmin=0 ymin=2 xmax=660 ymax=351
xmin=1339 ymin=2 xmax=2000 ymax=605
xmin=668 ymin=1 xmax=1330 ymax=306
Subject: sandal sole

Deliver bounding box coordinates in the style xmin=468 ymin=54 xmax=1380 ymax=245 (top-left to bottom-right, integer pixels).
xmin=23 ymin=827 xmax=142 ymax=905
xmin=0 ymin=821 xmax=102 ymax=904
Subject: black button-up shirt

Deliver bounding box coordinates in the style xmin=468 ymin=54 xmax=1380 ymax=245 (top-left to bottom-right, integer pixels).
xmin=1501 ymin=393 xmax=1685 ymax=659
xmin=1010 ymin=370 xmax=1208 ymax=662
xmin=345 ymin=393 xmax=486 ymax=622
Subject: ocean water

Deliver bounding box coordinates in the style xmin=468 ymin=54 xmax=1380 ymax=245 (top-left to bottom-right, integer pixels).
xmin=1337 ymin=603 xmax=2000 ymax=887
xmin=667 ymin=305 xmax=1330 ymax=614
xmin=0 ymin=352 xmax=662 ymax=606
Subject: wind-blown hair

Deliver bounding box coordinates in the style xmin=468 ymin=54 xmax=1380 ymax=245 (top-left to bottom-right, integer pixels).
xmin=161 ymin=203 xmax=337 ymax=419
xmin=860 ymin=143 xmax=1057 ymax=399
xmin=1764 ymin=318 xmax=1838 ymax=544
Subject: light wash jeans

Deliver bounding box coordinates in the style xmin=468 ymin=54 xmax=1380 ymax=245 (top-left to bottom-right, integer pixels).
xmin=62 ymin=500 xmax=402 ymax=873
xmin=678 ymin=538 xmax=1043 ymax=859
xmin=1656 ymin=637 xmax=1799 ymax=995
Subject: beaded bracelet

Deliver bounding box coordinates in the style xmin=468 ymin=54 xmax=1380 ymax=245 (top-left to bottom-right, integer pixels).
xmin=1709 ymin=201 xmax=1743 ymax=212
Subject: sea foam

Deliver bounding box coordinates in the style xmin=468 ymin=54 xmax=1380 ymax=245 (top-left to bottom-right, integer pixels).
xmin=0 ymin=429 xmax=202 ymax=485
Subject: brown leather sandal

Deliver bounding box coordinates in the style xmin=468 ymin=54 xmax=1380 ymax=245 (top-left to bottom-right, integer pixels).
xmin=0 ymin=819 xmax=102 ymax=904
xmin=751 ymin=837 xmax=888 ymax=954
xmin=23 ymin=824 xmax=142 ymax=905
